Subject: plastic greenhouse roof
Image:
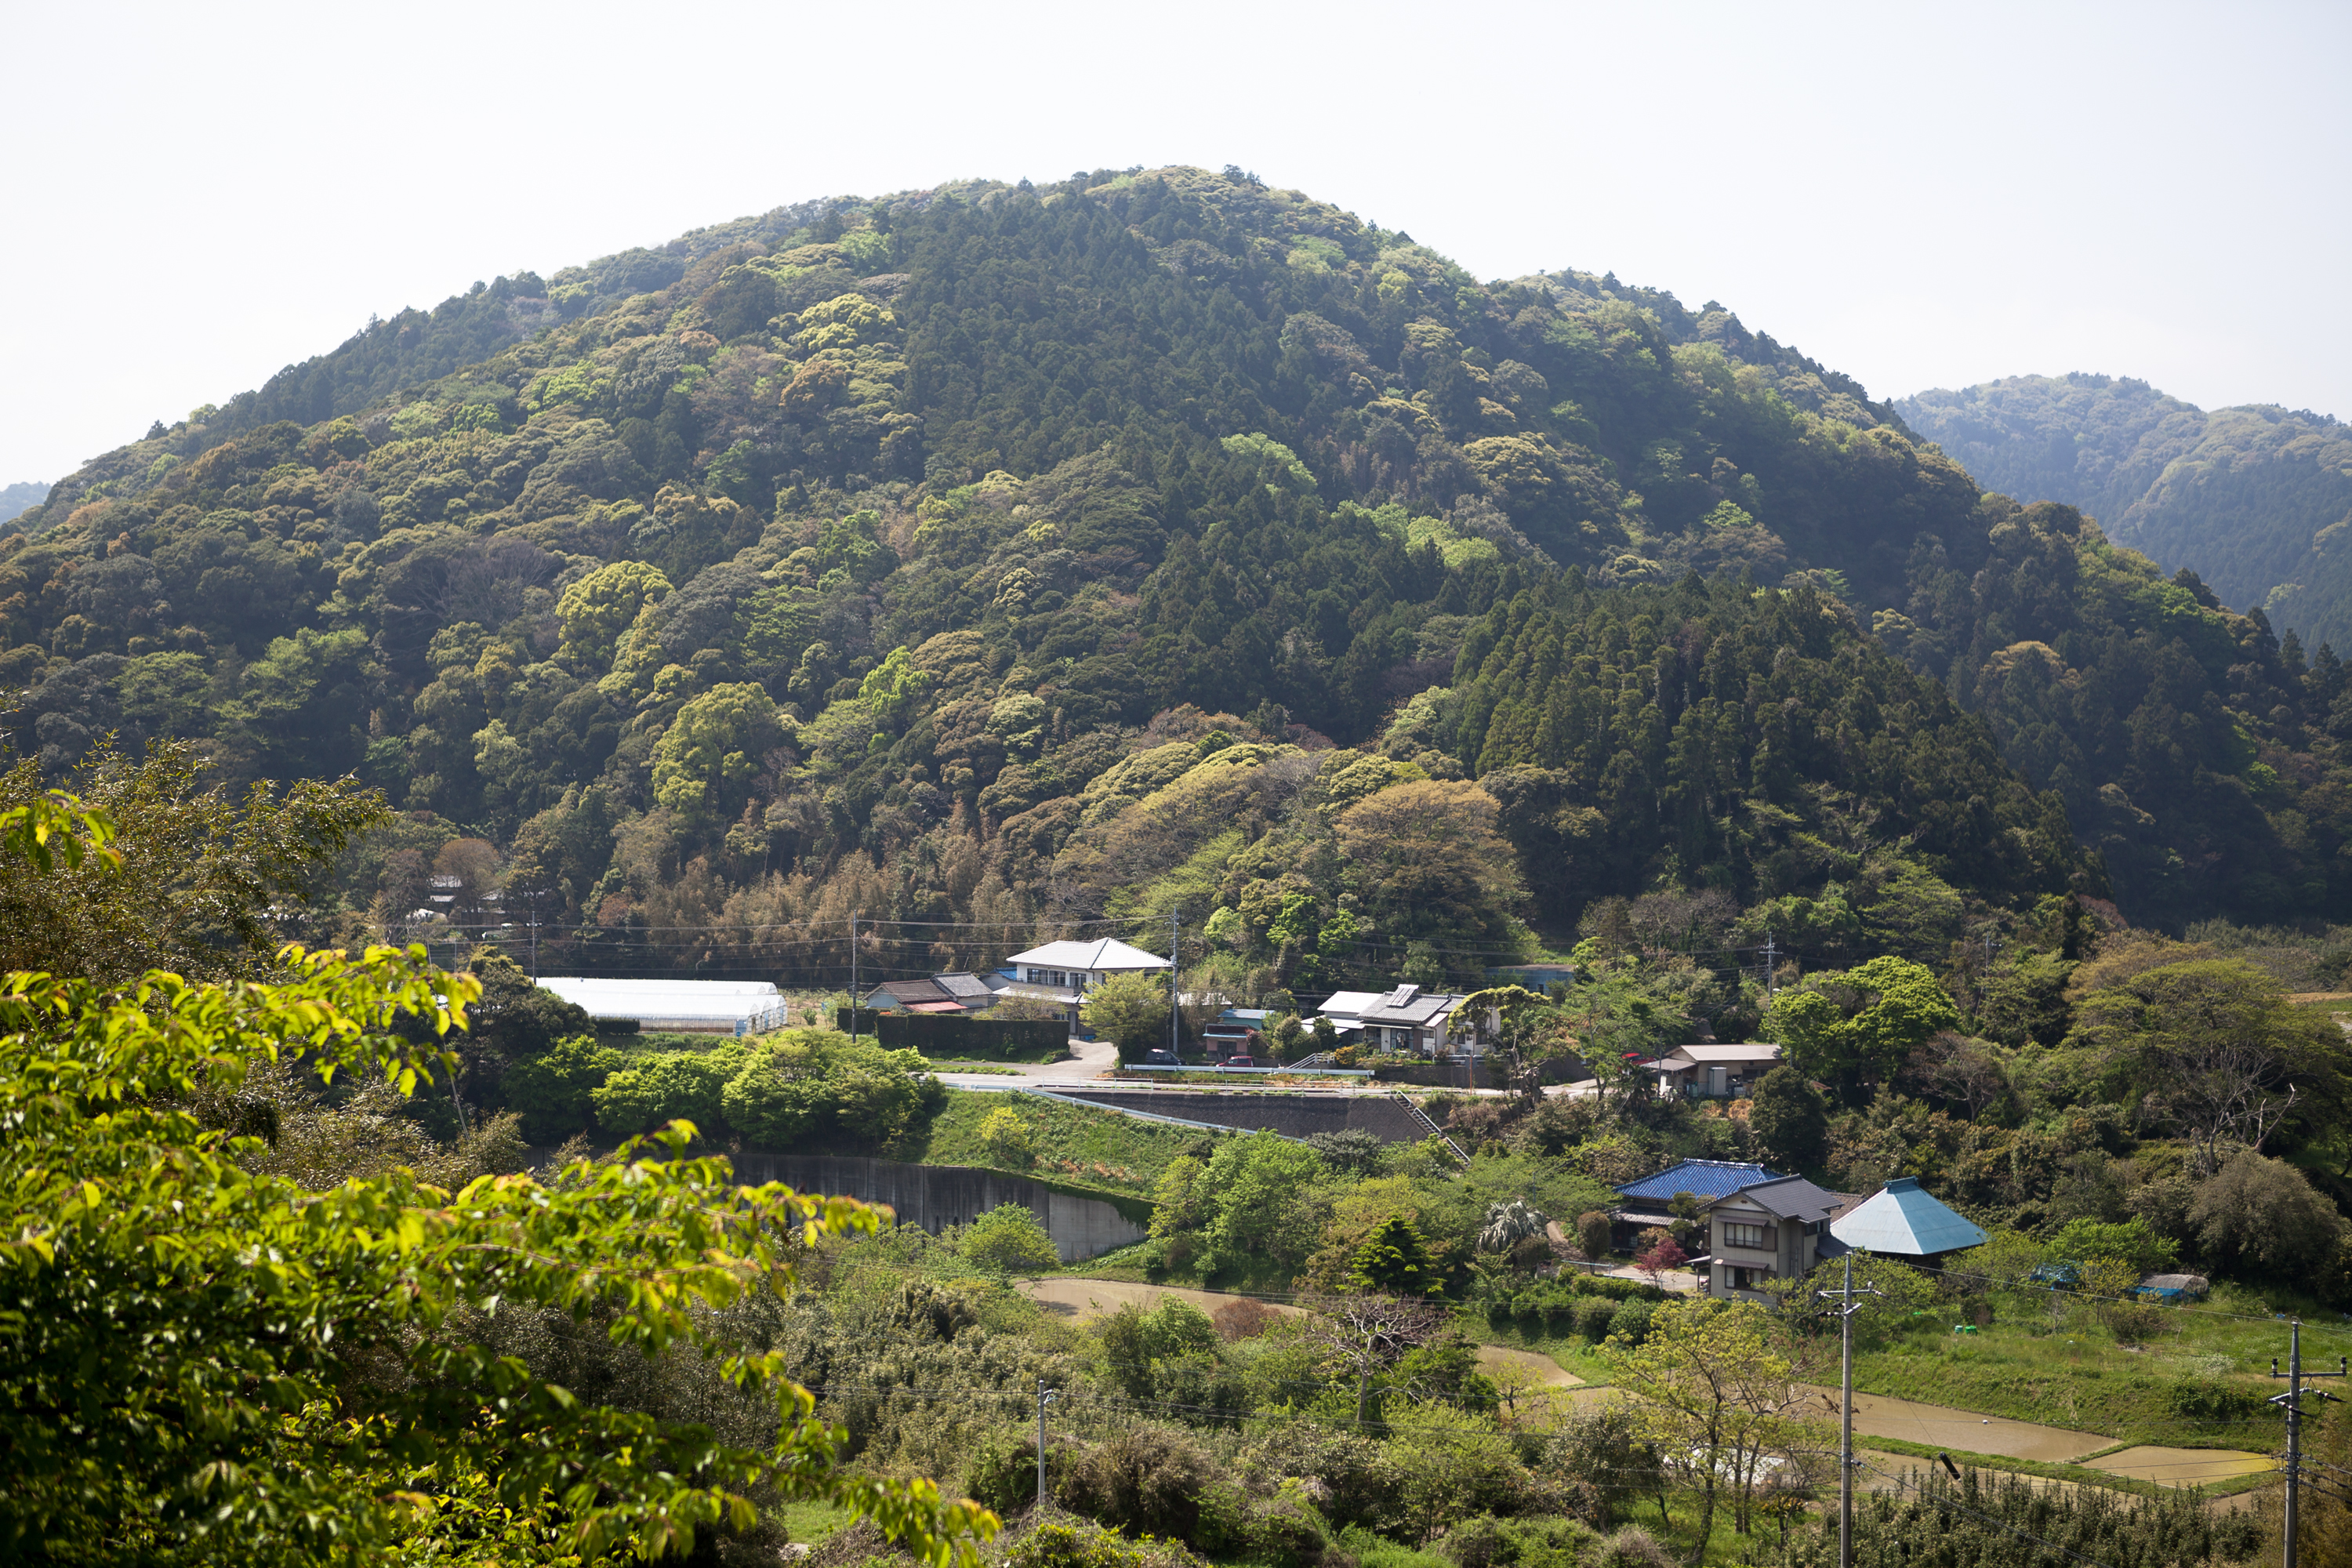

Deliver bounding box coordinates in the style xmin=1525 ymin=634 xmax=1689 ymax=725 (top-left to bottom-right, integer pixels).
xmin=538 ymin=977 xmax=780 ymax=1022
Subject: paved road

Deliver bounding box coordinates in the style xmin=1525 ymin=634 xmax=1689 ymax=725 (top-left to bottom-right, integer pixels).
xmin=934 ymin=1036 xmax=1119 ymax=1091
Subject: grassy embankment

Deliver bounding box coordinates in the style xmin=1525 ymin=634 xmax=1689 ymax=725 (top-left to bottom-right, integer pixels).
xmin=910 ymin=1087 xmax=1210 ymax=1205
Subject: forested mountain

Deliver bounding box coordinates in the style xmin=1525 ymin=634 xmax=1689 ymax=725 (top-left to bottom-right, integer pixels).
xmin=1897 ymin=375 xmax=2352 ymax=646
xmin=6 ymin=165 xmax=2350 ymax=994
xmin=0 ymin=481 xmax=45 ymax=525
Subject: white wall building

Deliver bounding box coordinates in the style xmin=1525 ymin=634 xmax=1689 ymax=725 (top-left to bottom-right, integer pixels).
xmin=1003 ymin=938 xmax=1174 ymax=1029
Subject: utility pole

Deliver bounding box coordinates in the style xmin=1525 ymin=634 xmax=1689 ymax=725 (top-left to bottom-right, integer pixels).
xmin=1818 ymin=1254 xmax=1882 ymax=1568
xmin=1170 ymin=906 xmax=1181 ymax=1063
xmin=1761 ymin=932 xmax=1777 ymax=996
xmin=849 ymin=913 xmax=860 ymax=1043
xmin=2271 ymin=1319 xmax=2348 ymax=1568
xmin=1036 ymin=1377 xmax=1058 ymax=1512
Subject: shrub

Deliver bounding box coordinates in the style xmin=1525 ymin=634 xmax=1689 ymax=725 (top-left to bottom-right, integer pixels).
xmin=1214 ymin=1298 xmax=1280 ymax=1340
xmin=1595 ymin=1526 xmax=1675 ymax=1568
xmin=1007 ymin=1519 xmax=1151 ymax=1568
xmin=960 ymin=1203 xmax=1061 ymax=1273
xmin=1573 ymin=1298 xmax=1618 ymax=1341
xmin=1576 ymin=1211 xmax=1613 ymax=1260
xmin=1062 ymin=1425 xmax=1215 ymax=1541
xmin=980 ymin=1105 xmax=1036 ymax=1167
xmin=1607 ymin=1298 xmax=1655 ymax=1347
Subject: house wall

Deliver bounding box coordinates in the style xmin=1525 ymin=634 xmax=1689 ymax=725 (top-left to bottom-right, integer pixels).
xmin=1708 ymin=1195 xmax=1818 ymax=1298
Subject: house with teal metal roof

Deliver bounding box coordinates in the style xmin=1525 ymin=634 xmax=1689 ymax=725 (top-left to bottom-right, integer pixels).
xmin=1827 ymin=1177 xmax=1987 ymax=1259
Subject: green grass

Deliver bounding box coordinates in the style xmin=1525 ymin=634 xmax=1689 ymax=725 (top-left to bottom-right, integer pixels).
xmin=1842 ymin=1296 xmax=2309 ymax=1446
xmin=1466 ymin=1318 xmax=1618 ymax=1385
xmin=772 ymin=1499 xmax=857 ymax=1544
xmin=914 ymin=1089 xmax=1208 ymax=1199
xmin=921 ymin=1059 xmax=1023 ymax=1075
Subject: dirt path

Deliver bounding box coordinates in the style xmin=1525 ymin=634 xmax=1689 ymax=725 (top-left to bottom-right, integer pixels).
xmin=1018 ymin=1277 xmax=1304 ymax=1323
xmin=1798 ymin=1385 xmax=2113 ymax=1463
xmin=1475 ymin=1344 xmax=1585 ymax=1388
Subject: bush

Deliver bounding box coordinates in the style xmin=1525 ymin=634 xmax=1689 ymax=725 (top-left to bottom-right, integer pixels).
xmin=1214 ymin=1298 xmax=1279 ymax=1340
xmin=878 ymin=1011 xmax=1069 ymax=1060
xmin=1606 ymin=1298 xmax=1655 ymax=1347
xmin=1594 ymin=1526 xmax=1675 ymax=1568
xmin=1576 ymin=1211 xmax=1613 ymax=1260
xmin=1006 ymin=1519 xmax=1161 ymax=1568
xmin=2190 ymin=1152 xmax=2345 ymax=1279
xmin=960 ymin=1204 xmax=1061 ymax=1273
xmin=980 ymin=1105 xmax=1036 ymax=1167
xmin=1442 ymin=1515 xmax=1596 ymax=1568
xmin=1572 ymin=1298 xmax=1618 ymax=1341
xmin=1062 ymin=1425 xmax=1215 ymax=1541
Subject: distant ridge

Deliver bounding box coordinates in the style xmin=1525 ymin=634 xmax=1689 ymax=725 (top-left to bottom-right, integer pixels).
xmin=1897 ymin=374 xmax=2352 ymax=647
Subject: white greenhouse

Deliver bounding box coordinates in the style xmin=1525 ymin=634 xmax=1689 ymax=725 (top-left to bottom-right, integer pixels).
xmin=536 ymin=977 xmax=790 ymax=1036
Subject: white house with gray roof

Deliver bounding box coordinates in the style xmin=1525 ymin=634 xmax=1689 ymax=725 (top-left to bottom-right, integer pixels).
xmin=1003 ymin=938 xmax=1173 ymax=1029
xmin=1312 ymin=983 xmax=1470 ymax=1056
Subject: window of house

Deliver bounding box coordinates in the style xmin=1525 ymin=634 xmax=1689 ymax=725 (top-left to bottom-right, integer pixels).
xmin=1051 ymin=970 xmax=1068 ymax=987
xmin=1722 ymin=1222 xmax=1768 ymax=1250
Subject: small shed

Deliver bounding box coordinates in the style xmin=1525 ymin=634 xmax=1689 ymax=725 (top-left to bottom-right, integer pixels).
xmin=1827 ymin=1177 xmax=1987 ymax=1259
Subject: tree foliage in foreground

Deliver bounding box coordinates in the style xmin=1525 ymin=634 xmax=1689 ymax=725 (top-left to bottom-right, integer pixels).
xmin=0 ymin=793 xmax=991 ymax=1565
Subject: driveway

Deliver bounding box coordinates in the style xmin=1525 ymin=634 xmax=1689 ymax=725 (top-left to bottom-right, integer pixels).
xmin=934 ymin=1036 xmax=1119 ymax=1091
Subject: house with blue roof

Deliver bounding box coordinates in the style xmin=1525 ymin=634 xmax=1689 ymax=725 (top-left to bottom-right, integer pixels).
xmin=1613 ymin=1158 xmax=1858 ymax=1301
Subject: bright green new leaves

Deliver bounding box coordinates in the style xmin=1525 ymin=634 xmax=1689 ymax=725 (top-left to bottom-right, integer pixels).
xmin=652 ymin=682 xmax=785 ymax=819
xmin=1763 ymin=955 xmax=1960 ymax=1087
xmin=1606 ymin=1297 xmax=1821 ymax=1543
xmin=557 ymin=559 xmax=673 ymax=671
xmin=0 ymin=786 xmax=118 ymax=874
xmin=0 ymin=816 xmax=994 ymax=1563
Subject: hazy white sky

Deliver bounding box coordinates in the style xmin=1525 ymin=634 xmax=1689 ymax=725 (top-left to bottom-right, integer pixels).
xmin=2 ymin=0 xmax=2345 ymax=486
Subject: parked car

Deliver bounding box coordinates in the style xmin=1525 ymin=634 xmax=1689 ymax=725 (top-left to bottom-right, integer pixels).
xmin=1223 ymin=1054 xmax=1258 ymax=1069
xmin=1141 ymin=1049 xmax=1180 ymax=1066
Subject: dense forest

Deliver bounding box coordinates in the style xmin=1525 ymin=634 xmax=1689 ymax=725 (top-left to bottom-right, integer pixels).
xmin=1898 ymin=375 xmax=2352 ymax=647
xmin=7 ymin=165 xmax=2352 ymax=1005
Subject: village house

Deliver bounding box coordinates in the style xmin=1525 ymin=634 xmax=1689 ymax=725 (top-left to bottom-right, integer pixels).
xmin=1000 ymin=938 xmax=1173 ymax=1030
xmin=1703 ymin=1174 xmax=1851 ymax=1298
xmin=1652 ymin=1041 xmax=1783 ymax=1099
xmin=1613 ymin=1160 xmax=1984 ymax=1300
xmin=1312 ymin=983 xmax=1471 ymax=1056
xmin=859 ymin=972 xmax=1001 ymax=1014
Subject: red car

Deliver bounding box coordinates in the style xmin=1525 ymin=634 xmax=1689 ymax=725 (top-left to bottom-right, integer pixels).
xmin=1223 ymin=1054 xmax=1257 ymax=1069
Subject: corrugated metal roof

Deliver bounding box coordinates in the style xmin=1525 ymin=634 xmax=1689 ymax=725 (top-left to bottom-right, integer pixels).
xmin=1616 ymin=1159 xmax=1784 ymax=1202
xmin=1828 ymin=1178 xmax=1987 ymax=1257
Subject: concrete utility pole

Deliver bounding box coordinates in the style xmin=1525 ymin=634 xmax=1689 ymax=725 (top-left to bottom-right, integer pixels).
xmin=1818 ymin=1254 xmax=1881 ymax=1568
xmin=1761 ymin=932 xmax=1777 ymax=995
xmin=1170 ymin=906 xmax=1181 ymax=1062
xmin=1036 ymin=1377 xmax=1058 ymax=1512
xmin=849 ymin=913 xmax=860 ymax=1042
xmin=2271 ymin=1319 xmax=2348 ymax=1568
